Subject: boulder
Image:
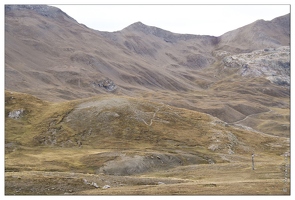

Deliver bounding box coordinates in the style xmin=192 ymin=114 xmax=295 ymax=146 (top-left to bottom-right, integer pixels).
xmin=102 ymin=185 xmax=110 ymax=189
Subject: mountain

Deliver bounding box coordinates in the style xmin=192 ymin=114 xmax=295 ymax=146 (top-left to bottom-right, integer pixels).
xmin=5 ymin=5 xmax=290 ymax=133
xmin=5 ymin=5 xmax=290 ymax=195
xmin=217 ymin=14 xmax=290 ymax=53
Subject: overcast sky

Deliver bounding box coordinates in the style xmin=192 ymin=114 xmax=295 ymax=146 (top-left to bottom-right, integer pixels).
xmin=52 ymin=4 xmax=290 ymax=36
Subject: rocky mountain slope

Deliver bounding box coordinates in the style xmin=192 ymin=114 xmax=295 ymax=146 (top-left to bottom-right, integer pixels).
xmin=216 ymin=14 xmax=290 ymax=53
xmin=220 ymin=46 xmax=290 ymax=85
xmin=5 ymin=5 xmax=290 ymax=98
xmin=5 ymin=5 xmax=290 ymax=136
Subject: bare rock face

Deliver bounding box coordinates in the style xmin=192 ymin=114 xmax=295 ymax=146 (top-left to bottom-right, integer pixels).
xmin=222 ymin=46 xmax=290 ymax=86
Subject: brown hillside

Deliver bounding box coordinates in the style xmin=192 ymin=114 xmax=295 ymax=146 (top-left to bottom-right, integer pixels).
xmin=5 ymin=5 xmax=290 ymax=195
xmin=5 ymin=5 xmax=290 ymax=134
xmin=5 ymin=91 xmax=290 ymax=194
xmin=217 ymin=14 xmax=290 ymax=53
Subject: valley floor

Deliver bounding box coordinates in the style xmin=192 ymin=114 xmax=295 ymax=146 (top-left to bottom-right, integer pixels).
xmin=5 ymin=147 xmax=290 ymax=195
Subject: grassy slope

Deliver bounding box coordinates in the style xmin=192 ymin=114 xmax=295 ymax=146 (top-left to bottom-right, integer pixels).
xmin=5 ymin=90 xmax=290 ymax=195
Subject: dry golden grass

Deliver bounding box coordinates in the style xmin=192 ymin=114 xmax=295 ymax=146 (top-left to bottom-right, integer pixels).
xmin=5 ymin=91 xmax=290 ymax=195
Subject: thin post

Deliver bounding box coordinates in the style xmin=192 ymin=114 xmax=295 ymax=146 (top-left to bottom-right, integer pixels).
xmin=252 ymin=153 xmax=255 ymax=170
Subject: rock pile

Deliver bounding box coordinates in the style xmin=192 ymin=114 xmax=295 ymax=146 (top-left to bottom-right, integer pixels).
xmin=8 ymin=109 xmax=24 ymax=119
xmin=83 ymin=179 xmax=99 ymax=188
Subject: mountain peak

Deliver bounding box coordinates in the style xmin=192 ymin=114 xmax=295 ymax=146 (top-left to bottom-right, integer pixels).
xmin=129 ymin=21 xmax=146 ymax=27
xmin=122 ymin=21 xmax=177 ymax=40
xmin=5 ymin=5 xmax=77 ymax=23
xmin=123 ymin=21 xmax=156 ymax=33
xmin=123 ymin=21 xmax=206 ymax=43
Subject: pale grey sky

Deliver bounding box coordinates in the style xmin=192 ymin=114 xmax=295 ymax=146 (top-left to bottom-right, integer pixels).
xmin=53 ymin=4 xmax=290 ymax=36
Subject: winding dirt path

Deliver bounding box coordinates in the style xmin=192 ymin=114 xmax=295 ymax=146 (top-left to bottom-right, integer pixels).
xmin=231 ymin=109 xmax=272 ymax=125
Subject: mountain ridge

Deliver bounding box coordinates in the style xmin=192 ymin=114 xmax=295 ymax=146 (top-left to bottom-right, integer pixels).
xmin=5 ymin=5 xmax=78 ymax=24
xmin=217 ymin=13 xmax=290 ymax=53
xmin=5 ymin=5 xmax=290 ymax=136
xmin=122 ymin=21 xmax=217 ymax=43
xmin=5 ymin=5 xmax=290 ymax=195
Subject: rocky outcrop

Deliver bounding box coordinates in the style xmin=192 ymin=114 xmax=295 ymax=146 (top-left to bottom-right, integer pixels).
xmin=220 ymin=46 xmax=290 ymax=86
xmin=95 ymin=79 xmax=117 ymax=92
xmin=8 ymin=109 xmax=24 ymax=119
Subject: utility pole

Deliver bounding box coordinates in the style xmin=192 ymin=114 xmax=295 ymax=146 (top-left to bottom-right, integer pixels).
xmin=252 ymin=153 xmax=255 ymax=170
